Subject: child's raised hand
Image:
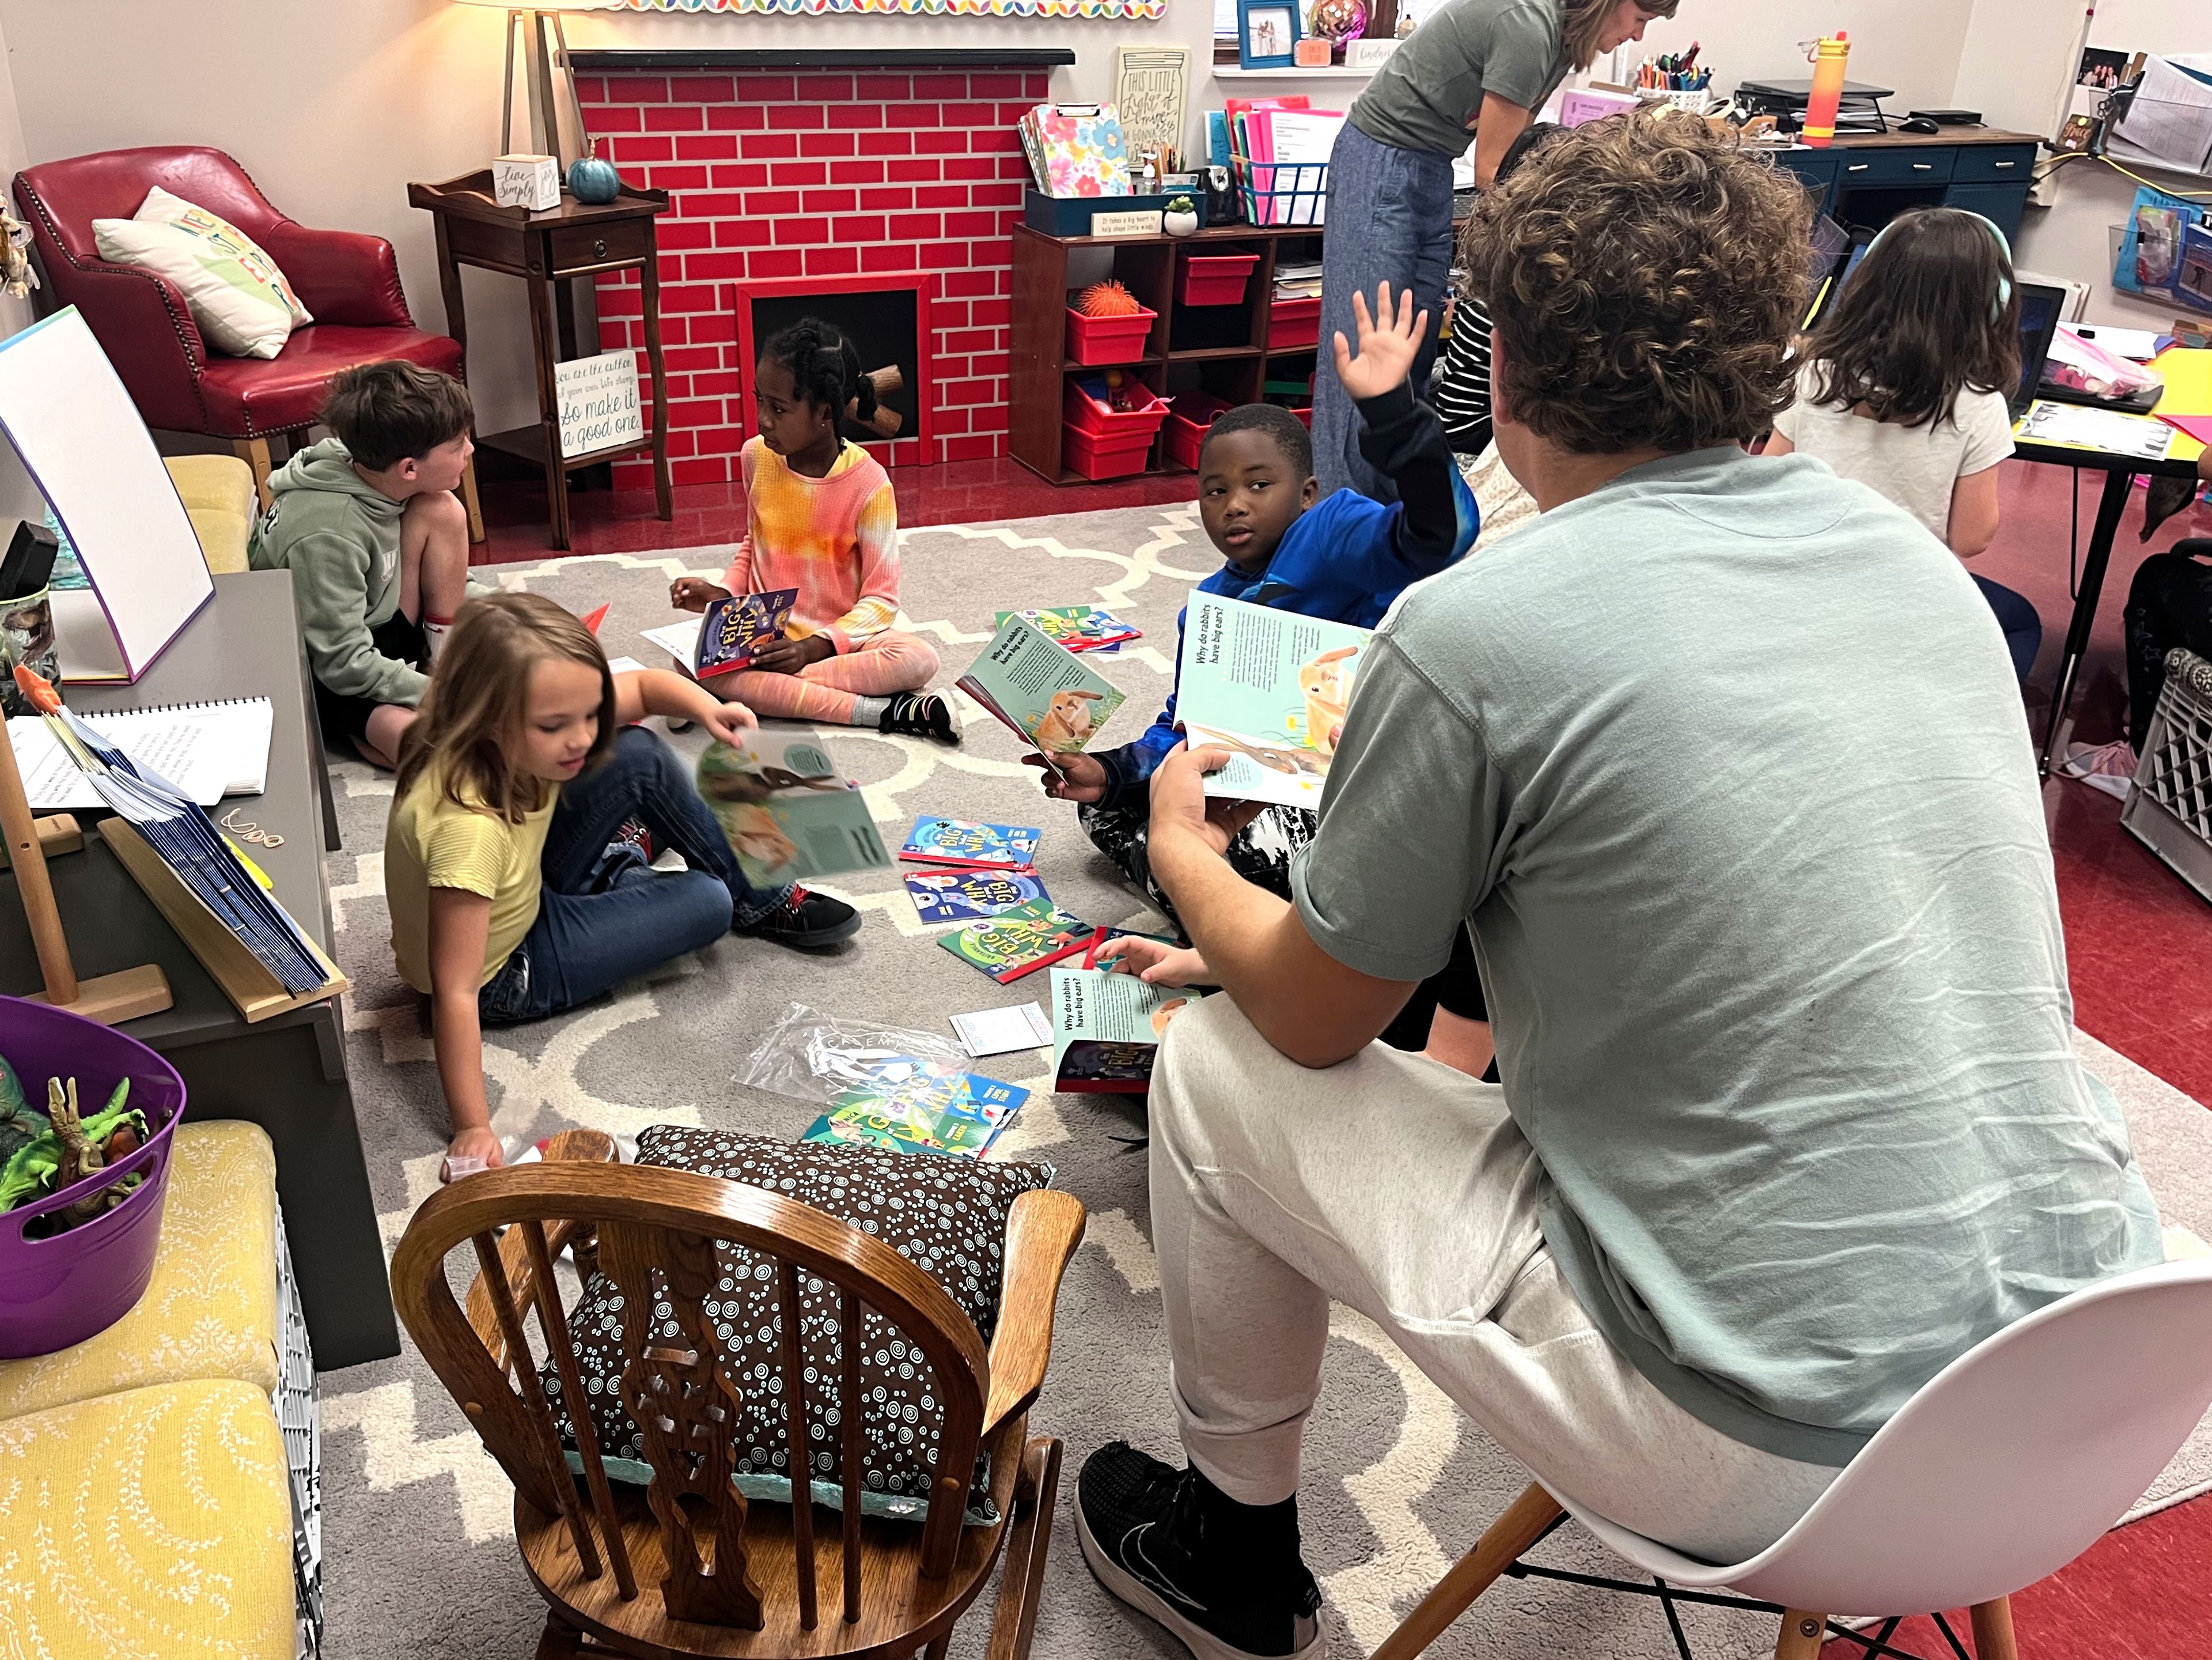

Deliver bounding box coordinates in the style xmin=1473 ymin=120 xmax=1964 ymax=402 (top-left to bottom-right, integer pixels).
xmin=670 ymin=577 xmax=731 ymax=612
xmin=1331 ymin=281 xmax=1430 ymax=403
xmin=1096 ymin=935 xmax=1213 ymax=987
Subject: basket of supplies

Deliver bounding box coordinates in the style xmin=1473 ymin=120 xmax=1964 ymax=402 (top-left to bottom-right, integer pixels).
xmin=0 ymin=996 xmax=185 ymax=1357
xmin=2121 ymin=646 xmax=2212 ymax=905
xmin=1063 ymin=373 xmax=1171 ymax=479
xmin=1234 ymin=158 xmax=1328 ymax=230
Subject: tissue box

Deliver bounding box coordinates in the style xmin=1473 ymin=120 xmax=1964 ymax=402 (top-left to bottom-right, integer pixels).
xmin=494 ymin=153 xmax=560 ymax=212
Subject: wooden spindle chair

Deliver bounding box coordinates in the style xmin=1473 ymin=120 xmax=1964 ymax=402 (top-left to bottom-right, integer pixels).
xmin=392 ymin=1154 xmax=1086 ymax=1659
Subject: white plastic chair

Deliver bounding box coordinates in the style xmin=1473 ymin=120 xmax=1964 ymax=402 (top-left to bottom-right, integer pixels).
xmin=1373 ymin=1259 xmax=2212 ymax=1660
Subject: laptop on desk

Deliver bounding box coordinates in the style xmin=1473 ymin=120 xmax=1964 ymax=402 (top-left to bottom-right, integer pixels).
xmin=2012 ymin=282 xmax=2067 ymax=419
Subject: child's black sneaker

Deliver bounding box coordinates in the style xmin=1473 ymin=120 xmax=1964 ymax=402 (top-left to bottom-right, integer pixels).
xmin=736 ymin=885 xmax=862 ymax=948
xmin=1077 ymin=1442 xmax=1324 ymax=1660
xmin=878 ymin=691 xmax=958 ymax=744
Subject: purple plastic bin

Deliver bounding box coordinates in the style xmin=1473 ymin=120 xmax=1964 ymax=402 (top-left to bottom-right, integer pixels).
xmin=0 ymin=996 xmax=184 ymax=1359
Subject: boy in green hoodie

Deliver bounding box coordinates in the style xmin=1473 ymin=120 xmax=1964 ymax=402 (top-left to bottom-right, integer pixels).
xmin=249 ymin=361 xmax=475 ymax=766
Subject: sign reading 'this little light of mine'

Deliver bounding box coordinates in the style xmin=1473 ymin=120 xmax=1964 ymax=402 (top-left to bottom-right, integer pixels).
xmin=556 ymin=350 xmax=643 ymax=459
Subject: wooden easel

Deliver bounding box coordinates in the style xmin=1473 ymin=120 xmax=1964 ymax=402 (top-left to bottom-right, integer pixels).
xmin=0 ymin=710 xmax=172 ymax=1024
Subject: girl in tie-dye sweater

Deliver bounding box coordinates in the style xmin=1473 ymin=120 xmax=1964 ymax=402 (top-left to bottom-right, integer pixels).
xmin=669 ymin=319 xmax=955 ymax=741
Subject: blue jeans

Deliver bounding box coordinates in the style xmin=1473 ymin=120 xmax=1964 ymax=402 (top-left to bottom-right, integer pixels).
xmin=1312 ymin=122 xmax=1458 ymax=501
xmin=1973 ymin=575 xmax=2043 ymax=685
xmin=479 ymin=725 xmax=786 ymax=1024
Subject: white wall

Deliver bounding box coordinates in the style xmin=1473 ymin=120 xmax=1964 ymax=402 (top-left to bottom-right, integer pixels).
xmin=0 ymin=3 xmax=41 ymax=521
xmin=1955 ymin=0 xmax=2212 ymax=326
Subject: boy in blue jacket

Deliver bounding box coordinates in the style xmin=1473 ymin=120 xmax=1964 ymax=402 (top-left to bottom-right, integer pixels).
xmin=1024 ymin=282 xmax=1478 ymax=914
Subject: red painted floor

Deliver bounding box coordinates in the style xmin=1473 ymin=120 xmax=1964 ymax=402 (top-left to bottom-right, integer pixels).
xmin=478 ymin=453 xmax=2212 ymax=1655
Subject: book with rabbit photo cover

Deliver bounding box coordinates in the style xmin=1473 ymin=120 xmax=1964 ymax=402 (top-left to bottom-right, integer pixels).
xmin=697 ymin=735 xmax=891 ymax=888
xmin=1049 ymin=966 xmax=1207 ymax=1093
xmin=956 ymin=614 xmax=1127 ymax=775
xmin=903 ymin=867 xmax=1051 ymax=924
xmin=1176 ymin=593 xmax=1370 ymax=810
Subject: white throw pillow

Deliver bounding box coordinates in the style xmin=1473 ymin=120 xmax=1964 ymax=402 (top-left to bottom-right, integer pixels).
xmin=92 ymin=186 xmax=312 ymax=359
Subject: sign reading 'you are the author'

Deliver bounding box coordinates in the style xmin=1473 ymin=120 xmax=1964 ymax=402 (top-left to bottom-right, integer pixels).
xmin=556 ymin=350 xmax=643 ymax=459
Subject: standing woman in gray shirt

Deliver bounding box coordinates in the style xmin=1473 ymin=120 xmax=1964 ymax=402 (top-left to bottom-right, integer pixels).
xmin=1312 ymin=0 xmax=1677 ymax=498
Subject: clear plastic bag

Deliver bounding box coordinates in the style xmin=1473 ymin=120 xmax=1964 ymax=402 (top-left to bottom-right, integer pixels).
xmin=2043 ymin=326 xmax=2165 ymax=409
xmin=738 ymin=1003 xmax=968 ymax=1107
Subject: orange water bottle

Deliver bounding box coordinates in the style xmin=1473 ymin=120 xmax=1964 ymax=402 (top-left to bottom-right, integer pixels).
xmin=1803 ymin=32 xmax=1850 ymax=148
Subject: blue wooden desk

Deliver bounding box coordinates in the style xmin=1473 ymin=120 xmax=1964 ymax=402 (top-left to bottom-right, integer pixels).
xmin=1777 ymin=127 xmax=2041 ymax=242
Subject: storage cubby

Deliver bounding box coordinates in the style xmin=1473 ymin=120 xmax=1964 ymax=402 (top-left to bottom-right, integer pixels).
xmin=1012 ymin=221 xmax=1329 ymax=484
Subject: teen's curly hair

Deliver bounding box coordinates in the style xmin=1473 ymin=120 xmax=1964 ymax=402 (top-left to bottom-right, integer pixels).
xmin=1462 ymin=110 xmax=1812 ymax=456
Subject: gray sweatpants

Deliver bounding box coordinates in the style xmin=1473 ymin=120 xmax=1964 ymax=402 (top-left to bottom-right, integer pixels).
xmin=1150 ymin=993 xmax=1840 ymax=1565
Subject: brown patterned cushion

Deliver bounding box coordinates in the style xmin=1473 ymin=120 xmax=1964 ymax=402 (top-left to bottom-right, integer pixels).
xmin=541 ymin=1126 xmax=1055 ymax=1523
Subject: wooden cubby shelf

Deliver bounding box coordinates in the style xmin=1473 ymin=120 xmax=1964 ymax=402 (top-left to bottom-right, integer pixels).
xmin=1012 ymin=220 xmax=1325 ymax=483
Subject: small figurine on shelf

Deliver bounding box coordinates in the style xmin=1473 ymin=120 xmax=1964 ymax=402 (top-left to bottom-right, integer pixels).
xmin=567 ymin=139 xmax=623 ymax=205
xmin=1309 ymin=0 xmax=1368 ymax=54
xmin=1164 ymin=195 xmax=1200 ymax=237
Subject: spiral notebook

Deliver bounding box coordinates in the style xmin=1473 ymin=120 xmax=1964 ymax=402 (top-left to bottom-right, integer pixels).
xmin=7 ymin=695 xmax=272 ymax=810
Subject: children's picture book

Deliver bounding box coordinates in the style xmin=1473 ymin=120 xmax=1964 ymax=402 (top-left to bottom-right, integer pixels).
xmin=801 ymin=1057 xmax=1029 ymax=1158
xmin=900 ymin=815 xmax=1043 ymax=870
xmin=956 ymin=614 xmax=1128 ymax=773
xmin=991 ymin=605 xmax=1143 ymax=653
xmin=938 ymin=897 xmax=1103 ymax=984
xmin=1176 ymin=592 xmax=1371 ymax=809
xmin=695 ymin=587 xmax=799 ymax=678
xmin=904 ymin=868 xmax=1051 ymax=924
xmin=697 ymin=734 xmax=891 ymax=888
xmin=1049 ymin=966 xmax=1206 ymax=1093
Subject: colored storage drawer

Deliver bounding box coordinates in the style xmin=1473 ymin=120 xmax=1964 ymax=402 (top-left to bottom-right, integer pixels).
xmin=1163 ymin=392 xmax=1237 ymax=470
xmin=1065 ymin=304 xmax=1158 ymax=366
xmin=1063 ymin=423 xmax=1157 ymax=480
xmin=1065 ymin=375 xmax=1170 ymax=442
xmin=1269 ymin=294 xmax=1321 ymax=352
xmin=1179 ymin=252 xmax=1261 ymax=307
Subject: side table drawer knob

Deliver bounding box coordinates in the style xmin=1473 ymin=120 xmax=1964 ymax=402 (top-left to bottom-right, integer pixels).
xmin=593 ymin=238 xmax=607 ymax=258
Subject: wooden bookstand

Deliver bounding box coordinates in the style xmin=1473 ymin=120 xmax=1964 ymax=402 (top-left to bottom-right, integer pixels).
xmin=99 ymin=819 xmax=347 ymax=1022
xmin=0 ymin=717 xmax=172 ymax=1025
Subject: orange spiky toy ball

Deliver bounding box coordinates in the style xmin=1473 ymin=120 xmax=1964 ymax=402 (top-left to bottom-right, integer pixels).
xmin=1077 ymin=280 xmax=1143 ymax=318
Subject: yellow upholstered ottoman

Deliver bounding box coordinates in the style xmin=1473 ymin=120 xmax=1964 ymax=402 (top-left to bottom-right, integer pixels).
xmin=0 ymin=1378 xmax=296 ymax=1658
xmin=163 ymin=453 xmax=257 ymax=575
xmin=0 ymin=1121 xmax=279 ymax=1422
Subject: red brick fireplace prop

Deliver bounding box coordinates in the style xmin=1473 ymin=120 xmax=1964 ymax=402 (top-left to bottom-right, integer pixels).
xmin=732 ymin=271 xmax=939 ymax=457
xmin=573 ymin=48 xmax=1072 ymax=490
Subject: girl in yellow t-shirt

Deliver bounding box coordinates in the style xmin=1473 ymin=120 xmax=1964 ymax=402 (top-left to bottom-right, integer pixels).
xmin=384 ymin=592 xmax=861 ymax=1175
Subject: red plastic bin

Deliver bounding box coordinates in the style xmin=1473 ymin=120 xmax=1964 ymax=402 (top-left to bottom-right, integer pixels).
xmin=1065 ymin=302 xmax=1158 ymax=366
xmin=1179 ymin=252 xmax=1261 ymax=307
xmin=1063 ymin=423 xmax=1157 ymax=481
xmin=1162 ymin=392 xmax=1237 ymax=471
xmin=1065 ymin=375 xmax=1170 ymax=442
xmin=1269 ymin=294 xmax=1322 ymax=352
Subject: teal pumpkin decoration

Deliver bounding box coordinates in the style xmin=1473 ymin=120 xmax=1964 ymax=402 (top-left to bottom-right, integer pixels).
xmin=568 ymin=144 xmax=622 ymax=205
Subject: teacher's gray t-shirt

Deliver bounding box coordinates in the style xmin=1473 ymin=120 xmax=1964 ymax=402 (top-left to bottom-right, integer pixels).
xmin=1291 ymin=446 xmax=2163 ymax=1465
xmin=1351 ymin=0 xmax=1570 ymax=158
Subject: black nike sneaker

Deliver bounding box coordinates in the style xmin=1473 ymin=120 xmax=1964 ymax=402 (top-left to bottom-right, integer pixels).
xmin=1077 ymin=1442 xmax=1325 ymax=1660
xmin=735 ymin=885 xmax=862 ymax=948
xmin=878 ymin=690 xmax=959 ymax=743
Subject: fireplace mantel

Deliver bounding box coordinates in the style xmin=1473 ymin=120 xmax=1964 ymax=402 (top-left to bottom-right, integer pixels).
xmin=569 ymin=48 xmax=1075 ymax=70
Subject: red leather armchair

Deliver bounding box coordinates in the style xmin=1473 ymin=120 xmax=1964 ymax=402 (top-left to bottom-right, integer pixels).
xmin=12 ymin=145 xmax=482 ymax=538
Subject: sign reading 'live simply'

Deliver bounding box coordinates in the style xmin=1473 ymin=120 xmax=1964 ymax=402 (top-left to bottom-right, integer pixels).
xmin=556 ymin=350 xmax=643 ymax=459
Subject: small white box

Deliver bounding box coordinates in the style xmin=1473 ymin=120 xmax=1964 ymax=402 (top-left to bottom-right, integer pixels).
xmin=494 ymin=153 xmax=561 ymax=212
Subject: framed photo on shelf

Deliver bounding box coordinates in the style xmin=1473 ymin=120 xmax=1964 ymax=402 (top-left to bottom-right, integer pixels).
xmin=1237 ymin=0 xmax=1300 ymax=69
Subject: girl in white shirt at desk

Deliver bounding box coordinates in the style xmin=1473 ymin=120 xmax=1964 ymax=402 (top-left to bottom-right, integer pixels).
xmin=1768 ymin=207 xmax=2041 ymax=682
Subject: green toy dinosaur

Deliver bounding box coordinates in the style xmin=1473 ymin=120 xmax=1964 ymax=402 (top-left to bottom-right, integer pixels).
xmin=0 ymin=1077 xmax=144 ymax=1228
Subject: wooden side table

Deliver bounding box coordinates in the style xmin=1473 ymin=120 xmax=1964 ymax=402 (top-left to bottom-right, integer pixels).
xmin=408 ymin=170 xmax=673 ymax=550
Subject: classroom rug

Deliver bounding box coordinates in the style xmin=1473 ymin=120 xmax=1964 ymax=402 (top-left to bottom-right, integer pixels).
xmin=313 ymin=503 xmax=2212 ymax=1660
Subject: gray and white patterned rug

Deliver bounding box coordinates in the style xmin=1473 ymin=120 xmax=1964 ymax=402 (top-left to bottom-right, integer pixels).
xmin=316 ymin=504 xmax=2212 ymax=1659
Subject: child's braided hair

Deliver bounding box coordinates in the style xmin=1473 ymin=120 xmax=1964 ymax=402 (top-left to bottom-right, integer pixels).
xmin=759 ymin=316 xmax=876 ymax=426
